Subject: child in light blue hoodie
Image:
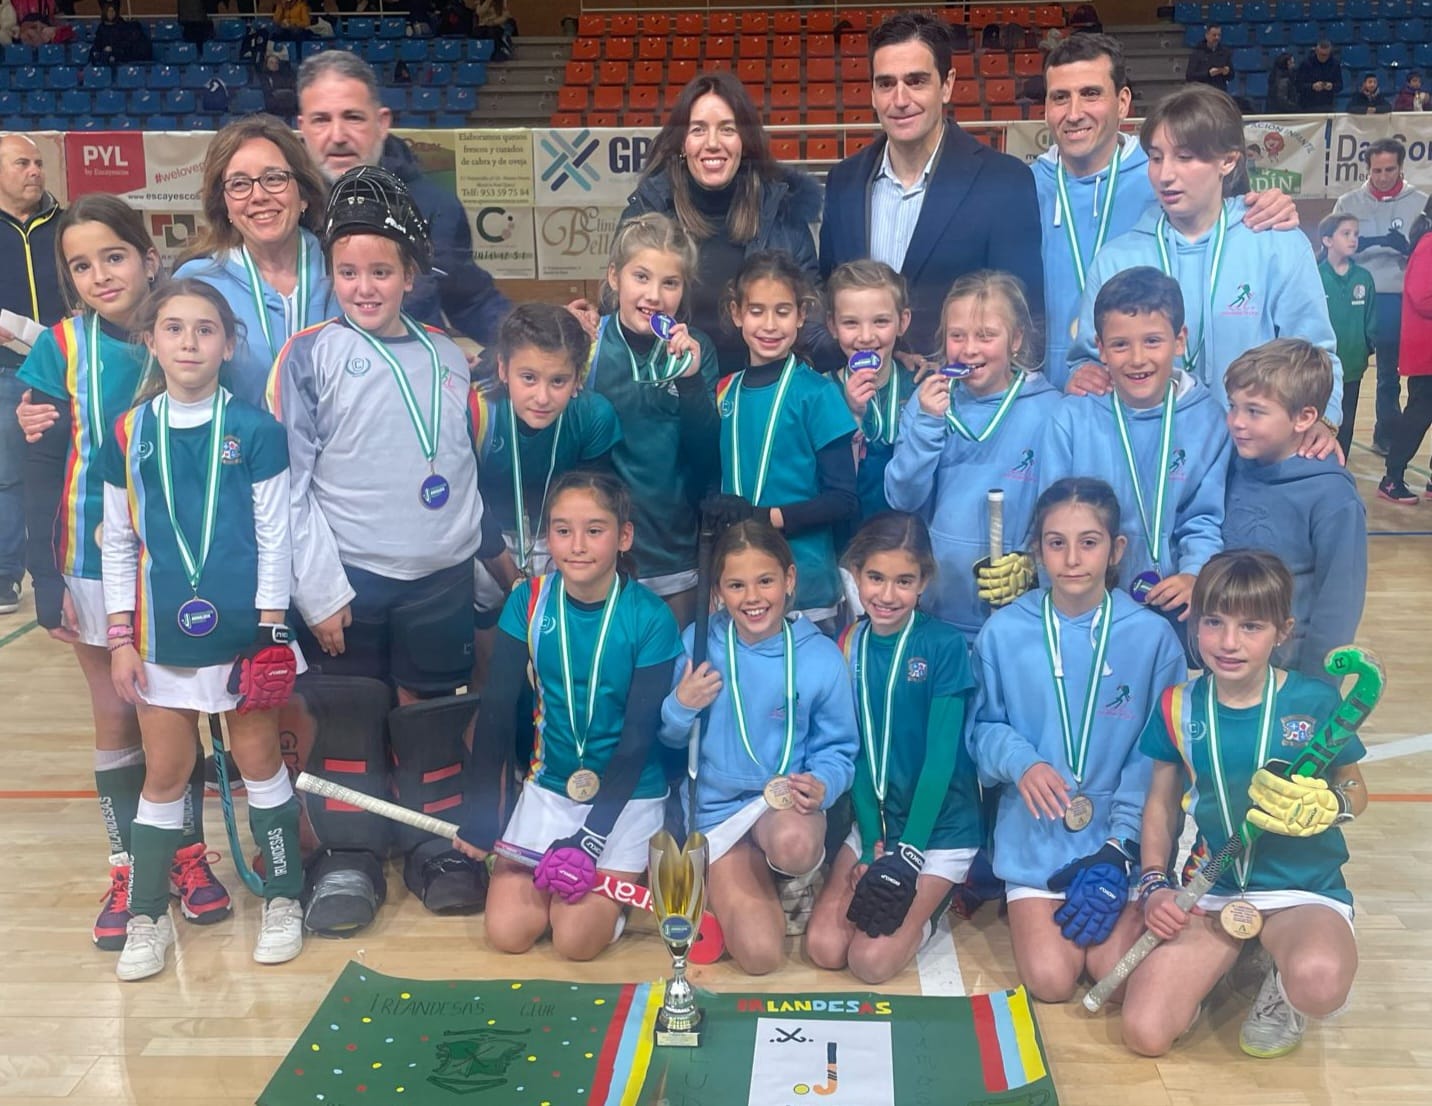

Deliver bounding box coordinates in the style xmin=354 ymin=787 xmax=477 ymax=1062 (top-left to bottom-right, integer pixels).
xmin=1065 ymin=86 xmax=1343 ymax=449
xmin=885 ymin=271 xmax=1062 ymax=635
xmin=660 ymin=520 xmax=858 ymax=976
xmin=1042 ymin=268 xmax=1231 ymax=623
xmin=971 ymin=478 xmax=1185 ymax=1004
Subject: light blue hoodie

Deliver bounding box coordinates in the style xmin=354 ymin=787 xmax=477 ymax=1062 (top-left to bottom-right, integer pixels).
xmin=1033 ymin=137 xmax=1155 ymax=387
xmin=174 ymin=228 xmax=337 ymax=409
xmin=660 ymin=610 xmax=859 ymax=832
xmin=1039 ymin=368 xmax=1231 ymax=585
xmin=1066 ymin=197 xmax=1344 ymax=424
xmin=970 ymin=588 xmax=1186 ymax=890
xmin=884 ymin=372 xmax=1063 ymax=635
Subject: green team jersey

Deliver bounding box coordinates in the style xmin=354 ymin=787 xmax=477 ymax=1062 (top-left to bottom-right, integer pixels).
xmin=841 ymin=612 xmax=981 ymax=852
xmin=469 ymin=387 xmax=622 ymax=547
xmin=18 ymin=314 xmax=148 ymax=580
xmin=500 ymin=573 xmax=683 ymax=800
xmin=586 ymin=316 xmax=720 ymax=580
xmin=1141 ymin=670 xmax=1362 ymax=906
xmin=718 ymin=361 xmax=857 ymax=610
xmin=1319 ymin=259 xmax=1377 ymax=384
xmin=103 ymin=396 xmax=289 ymax=667
xmin=844 ymin=365 xmax=917 ymax=520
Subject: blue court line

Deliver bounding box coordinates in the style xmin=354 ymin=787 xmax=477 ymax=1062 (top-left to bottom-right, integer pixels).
xmin=1368 ymin=530 xmax=1432 ymax=537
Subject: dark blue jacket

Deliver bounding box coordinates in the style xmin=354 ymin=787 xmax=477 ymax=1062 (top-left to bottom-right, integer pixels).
xmin=381 ymin=135 xmax=510 ymax=344
xmin=820 ymin=123 xmax=1044 ymax=354
xmin=0 ymin=191 xmax=64 ymax=371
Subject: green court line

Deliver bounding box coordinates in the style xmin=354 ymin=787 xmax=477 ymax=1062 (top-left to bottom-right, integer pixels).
xmin=1353 ymin=438 xmax=1432 ymax=479
xmin=0 ymin=620 xmax=38 ymax=651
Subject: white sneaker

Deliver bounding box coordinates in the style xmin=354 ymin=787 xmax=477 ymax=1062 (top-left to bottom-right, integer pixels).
xmin=1240 ymin=968 xmax=1307 ymax=1058
xmin=254 ymin=896 xmax=304 ymax=964
xmin=116 ymin=913 xmax=175 ymax=981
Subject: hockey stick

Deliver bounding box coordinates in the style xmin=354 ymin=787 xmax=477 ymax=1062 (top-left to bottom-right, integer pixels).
xmin=207 ymin=713 xmax=264 ymax=895
xmin=1082 ymin=646 xmax=1385 ymax=1012
xmin=988 ymin=488 xmax=1004 ymax=564
xmin=688 ymin=511 xmax=718 ymax=841
xmin=294 ymin=771 xmax=726 ymax=963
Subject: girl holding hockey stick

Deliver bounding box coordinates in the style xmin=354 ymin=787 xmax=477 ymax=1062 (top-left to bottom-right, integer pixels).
xmin=1122 ymin=550 xmax=1366 ymax=1058
xmin=103 ymin=278 xmax=305 ymax=980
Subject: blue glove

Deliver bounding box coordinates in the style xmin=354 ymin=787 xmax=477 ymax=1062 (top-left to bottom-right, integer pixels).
xmin=1048 ymin=840 xmax=1133 ymax=948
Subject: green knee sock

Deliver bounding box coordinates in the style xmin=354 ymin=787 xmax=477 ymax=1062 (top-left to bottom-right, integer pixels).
xmin=249 ymin=797 xmax=303 ymax=900
xmin=180 ymin=744 xmax=207 ymax=850
xmin=130 ymin=822 xmax=183 ymax=919
xmin=95 ymin=759 xmax=146 ymax=858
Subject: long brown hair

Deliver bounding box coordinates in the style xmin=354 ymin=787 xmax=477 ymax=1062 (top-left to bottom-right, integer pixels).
xmin=641 ymin=72 xmax=778 ymax=245
xmin=179 ymin=114 xmax=328 ymax=265
xmin=131 ymin=277 xmax=242 ymax=404
xmin=54 ymin=193 xmax=160 ymax=313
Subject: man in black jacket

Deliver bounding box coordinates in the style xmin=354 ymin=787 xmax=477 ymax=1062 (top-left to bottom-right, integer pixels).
xmin=1185 ymin=25 xmax=1233 ymax=91
xmin=1296 ymin=41 xmax=1343 ymax=111
xmin=0 ymin=134 xmax=63 ymax=614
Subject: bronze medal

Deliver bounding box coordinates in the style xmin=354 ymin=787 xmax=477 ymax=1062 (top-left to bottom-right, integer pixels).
xmin=1063 ymin=793 xmax=1095 ymax=832
xmin=566 ymin=767 xmax=601 ymax=803
xmin=1219 ymin=899 xmax=1264 ymax=940
xmin=763 ymin=776 xmax=795 ymax=811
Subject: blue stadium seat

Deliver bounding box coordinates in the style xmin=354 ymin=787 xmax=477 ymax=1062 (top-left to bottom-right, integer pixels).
xmin=145 ymin=114 xmax=179 ymax=130
xmin=431 ymin=39 xmax=462 ymax=63
xmin=397 ymin=38 xmax=427 ymax=62
xmin=432 ymin=112 xmax=466 ymax=128
xmin=1274 ymin=1 xmax=1306 ymax=18
xmin=10 ymin=66 xmax=42 ymax=91
xmin=1221 ymin=23 xmax=1251 ymax=45
xmin=424 ymin=61 xmax=451 ymax=84
xmin=24 ymin=91 xmax=56 ymax=115
xmin=454 ymin=61 xmax=487 ymax=86
xmin=1325 ymin=20 xmax=1355 ymax=44
xmin=0 ymin=91 xmax=19 ymax=116
xmin=81 ymin=65 xmax=113 ymax=89
xmin=231 ymin=87 xmax=265 ymax=113
xmin=1363 ymin=20 xmax=1394 ymax=42
xmin=344 ymin=16 xmax=377 ymax=38
xmin=1256 ymin=22 xmax=1290 ymax=46
xmin=36 ymin=43 xmax=64 ymax=65
xmin=67 ymin=42 xmax=91 ymax=66
xmin=1184 ymin=25 xmax=1205 ymax=47
xmin=412 ymin=87 xmax=441 ymax=113
xmin=1173 ymin=2 xmax=1202 ymax=24
xmin=1244 ymin=70 xmax=1270 ymax=98
xmin=59 ymin=89 xmax=91 ymax=115
xmin=151 ymin=20 xmax=181 ymax=41
xmin=364 ymin=41 xmax=396 ymax=63
xmin=1382 ymin=0 xmax=1411 ymax=17
xmin=219 ymin=63 xmax=251 ymax=88
xmin=1342 ymin=43 xmax=1374 ymax=68
xmin=1243 ymin=1 xmax=1274 ymax=21
xmin=1233 ymin=47 xmax=1264 ymax=71
xmin=380 ymin=86 xmax=409 ymax=112
xmin=299 ymin=40 xmax=326 ymax=59
xmin=1309 ymin=0 xmax=1338 ymax=19
xmin=45 ymin=67 xmax=78 ymax=90
xmin=129 ymin=88 xmax=161 ymax=114
xmin=1209 ymin=1 xmax=1237 ymax=23
xmin=161 ymin=41 xmax=198 ymax=65
xmin=164 ymin=89 xmax=196 ymax=113
xmin=73 ymin=115 xmax=106 ymax=130
xmin=378 ymin=16 xmax=406 ymax=38
xmin=1346 ymin=0 xmax=1377 ymax=16
xmin=1416 ymin=41 xmax=1432 ymax=66
xmin=444 ymin=85 xmax=475 ymax=112
xmin=465 ymin=39 xmax=494 ymax=61
xmin=95 ymin=88 xmax=126 ymax=114
xmin=150 ymin=65 xmax=181 ymax=89
xmin=214 ymin=19 xmax=246 ymax=41
xmin=3 ymin=44 xmax=31 ymax=66
xmin=1396 ymin=18 xmax=1426 ymax=39
xmin=182 ymin=64 xmax=216 ymax=90
xmin=114 ymin=64 xmax=145 ymax=89
xmin=111 ymin=114 xmax=139 ymax=130
xmin=1378 ymin=42 xmax=1411 ymax=66
xmin=201 ymin=40 xmax=235 ymax=64
xmin=37 ymin=115 xmax=67 ymax=132
xmin=1290 ymin=20 xmax=1320 ymax=45
xmin=181 ymin=115 xmax=212 ymax=131
xmin=1414 ymin=0 xmax=1432 ymax=18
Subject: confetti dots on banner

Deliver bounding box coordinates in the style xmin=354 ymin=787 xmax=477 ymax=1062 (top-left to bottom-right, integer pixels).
xmin=396 ymin=1088 xmax=404 ymax=1095
xmin=584 ymin=1052 xmax=594 ymax=1059
xmin=346 ymin=1044 xmax=358 ymax=1052
xmin=331 ymin=1068 xmax=343 ymax=1076
xmin=512 ymin=982 xmax=523 ymax=990
xmin=361 ymin=1017 xmax=372 ymax=1024
xmin=329 ymin=1024 xmax=339 ymax=1031
xmin=358 ymin=974 xmax=367 ymax=981
xmin=593 ymin=998 xmax=606 ymax=1006
xmin=310 ymin=1044 xmax=320 ymax=1053
xmin=488 ymin=1019 xmax=497 ymax=1026
xmin=371 ymin=1062 xmax=382 ymax=1070
xmin=356 ymin=1084 xmax=366 ymax=1093
xmin=342 ymin=996 xmax=351 ymax=1003
xmin=400 ymin=992 xmax=411 ymax=1000
xmin=293 ymin=1069 xmax=304 ymax=1077
xmin=315 ymin=1096 xmax=324 ymax=1102
xmin=527 ymin=1055 xmax=537 ymax=1062
xmin=385 ymin=1037 xmax=394 ymax=1044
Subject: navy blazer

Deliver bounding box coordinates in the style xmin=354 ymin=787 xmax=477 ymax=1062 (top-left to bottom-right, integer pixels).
xmin=819 ymin=122 xmax=1045 ymax=356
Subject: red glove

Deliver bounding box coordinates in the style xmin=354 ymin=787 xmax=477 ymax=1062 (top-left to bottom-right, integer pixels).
xmin=227 ymin=624 xmax=296 ymax=713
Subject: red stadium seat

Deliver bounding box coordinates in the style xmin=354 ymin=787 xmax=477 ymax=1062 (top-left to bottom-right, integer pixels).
xmin=1027 ymin=103 xmax=1046 ymax=120
xmin=807 ymin=57 xmax=835 ymax=83
xmin=845 ymin=132 xmax=876 ymax=156
xmin=629 ymin=85 xmax=658 ymax=111
xmin=610 ymin=14 xmax=637 ymax=36
xmin=564 ymin=61 xmax=593 ymax=86
xmin=605 ymin=38 xmax=634 ymax=61
xmin=955 ymin=105 xmax=986 ymax=122
xmin=640 ymin=14 xmax=670 ymax=36
xmin=841 ymin=32 xmax=869 ymax=57
xmin=770 ymin=137 xmax=800 ymax=161
xmin=708 ymin=11 xmax=735 ymax=34
xmin=743 ymin=82 xmax=765 ymax=106
xmin=807 ymin=134 xmax=839 ymax=161
xmin=663 ymin=85 xmax=685 ymax=109
xmin=807 ymin=33 xmax=834 ymax=57
xmin=989 ymin=104 xmax=1021 ymax=120
xmin=704 ymin=36 xmax=733 ymax=61
xmin=588 ymin=112 xmax=618 ymax=126
xmin=773 ymin=12 xmax=800 ymax=33
xmin=625 ymin=112 xmax=656 ymax=127
xmin=808 ymin=12 xmax=835 ymax=33
xmin=845 ymin=107 xmax=876 ymax=125
xmin=979 ymin=52 xmax=1011 ymax=78
xmin=549 ymin=111 xmax=582 ymax=127
xmin=769 ymin=109 xmax=801 ymax=127
xmin=637 ymin=37 xmax=666 ymax=61
xmin=593 ymin=85 xmax=624 ymax=112
xmin=1014 ymin=51 xmax=1042 ymax=77
xmin=807 ymin=108 xmax=837 ymax=124
xmin=843 ymin=80 xmax=871 ymax=107
xmin=773 ymin=35 xmax=801 ymax=59
xmin=807 ymin=83 xmax=835 ymax=108
xmin=705 ymin=57 xmax=734 ymax=74
xmin=571 ymin=39 xmax=600 ymax=61
xmin=739 ymin=35 xmax=767 ymax=60
xmin=597 ymin=61 xmax=628 ymax=85
xmin=770 ymin=83 xmax=800 ymax=109
xmin=969 ymin=7 xmax=1000 ymax=28
xmin=771 ymin=58 xmax=799 ymax=84
xmin=577 ymin=14 xmax=604 ymax=37
xmin=950 ymin=53 xmax=973 ymax=81
xmin=740 ymin=12 xmax=769 ymax=34
xmin=633 ymin=61 xmax=662 ymax=85
xmin=672 ymin=37 xmax=700 ymax=61
xmin=557 ymin=85 xmax=587 ymax=111
xmin=675 ymin=14 xmax=702 ymax=35
xmin=668 ymin=59 xmax=697 ymax=85
xmin=737 ymin=59 xmax=766 ymax=84
xmin=1035 ymin=5 xmax=1066 ymax=27
xmin=1002 ymin=5 xmax=1031 ymax=25
xmin=986 ymin=78 xmax=1017 ymax=104
xmin=952 ymin=81 xmax=981 ymax=106
xmin=840 ymin=55 xmax=869 ymax=81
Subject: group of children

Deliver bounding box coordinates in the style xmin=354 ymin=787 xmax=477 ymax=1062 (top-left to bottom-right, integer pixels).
xmin=18 ymin=84 xmax=1373 ymax=1064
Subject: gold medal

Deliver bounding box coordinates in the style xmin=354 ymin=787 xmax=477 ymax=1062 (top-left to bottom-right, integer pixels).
xmin=1063 ymin=793 xmax=1095 ymax=832
xmin=1219 ymin=899 xmax=1264 ymax=940
xmin=566 ymin=767 xmax=601 ymax=803
xmin=763 ymin=776 xmax=795 ymax=811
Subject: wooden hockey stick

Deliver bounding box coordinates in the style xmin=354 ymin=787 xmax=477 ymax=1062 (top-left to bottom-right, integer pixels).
xmin=1082 ymin=646 xmax=1385 ymax=1011
xmin=293 ymin=771 xmax=726 ymax=963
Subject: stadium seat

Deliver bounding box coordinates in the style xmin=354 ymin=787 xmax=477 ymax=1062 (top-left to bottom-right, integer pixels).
xmin=36 ymin=114 xmax=67 ymax=131
xmin=770 ymin=137 xmax=800 ymax=161
xmin=380 ymin=86 xmax=409 ymax=113
xmin=1221 ymin=24 xmax=1251 ymax=46
xmin=771 ymin=58 xmax=799 ymax=83
xmin=1255 ymin=22 xmax=1290 ymax=47
xmin=364 ymin=41 xmax=396 ymax=64
xmin=770 ymin=84 xmax=800 ymax=109
xmin=1290 ymin=21 xmax=1320 ymax=46
xmin=161 ymin=41 xmax=198 ymax=65
xmin=397 ymin=39 xmax=428 ymax=63
xmin=739 ymin=34 xmax=767 ymax=60
xmin=807 ymin=135 xmax=840 ymax=161
xmin=128 ymin=88 xmax=159 ymax=113
xmin=637 ymin=36 xmax=666 ymax=62
xmin=219 ymin=62 xmax=251 ymax=88
xmin=843 ymin=80 xmax=871 ymax=108
xmin=1244 ymin=70 xmax=1270 ymax=98
xmin=1273 ymin=1 xmax=1306 ymax=18
xmin=708 ymin=11 xmax=735 ymax=34
xmin=1397 ymin=18 xmax=1427 ymax=39
xmin=1243 ymin=2 xmax=1274 ymax=22
xmin=24 ymin=91 xmax=56 ymax=115
xmin=3 ymin=44 xmax=30 ymax=66
xmin=10 ymin=66 xmax=42 ymax=91
xmin=1309 ymin=0 xmax=1338 ymax=19
xmin=150 ymin=65 xmax=181 ymax=90
xmin=1209 ymin=2 xmax=1238 ymax=23
xmin=577 ymin=14 xmax=604 ymax=36
xmin=673 ymin=13 xmax=702 ymax=35
xmin=431 ymin=39 xmax=462 ymax=63
xmin=232 ymin=87 xmax=265 ymax=113
xmin=741 ymin=12 xmax=769 ymax=34
xmin=346 ymin=16 xmax=377 ymax=38
xmin=1363 ymin=20 xmax=1394 ymax=43
xmin=840 ymin=55 xmax=869 ymax=81
xmin=445 ymin=86 xmax=475 ymax=113
xmin=151 ymin=19 xmax=180 ymax=41
xmin=808 ymin=34 xmax=834 ymax=57
xmin=768 ymin=109 xmax=800 ymax=127
xmin=1382 ymin=0 xmax=1412 ymax=16
xmin=412 ymin=87 xmax=441 ymax=113
xmin=1377 ymin=43 xmax=1411 ymax=67
xmin=164 ymin=89 xmax=196 ymax=113
xmin=1185 ymin=25 xmax=1206 ymax=48
xmin=557 ymin=85 xmax=588 ymax=112
xmin=1233 ymin=48 xmax=1264 ymax=71
xmin=606 ymin=38 xmax=635 ymax=60
xmin=548 ymin=111 xmax=581 ymax=126
xmin=59 ymin=89 xmax=90 ymax=115
xmin=1342 ymin=43 xmax=1374 ymax=68
xmin=423 ymin=61 xmax=451 ymax=84
xmin=808 ymin=11 xmax=836 ymax=33
xmin=182 ymin=64 xmax=216 ymax=90
xmin=1416 ymin=41 xmax=1432 ymax=67
xmin=592 ymin=85 xmax=624 ymax=112
xmin=808 ymin=82 xmax=835 ymax=108
xmin=772 ymin=35 xmax=800 ymax=59
xmin=597 ymin=60 xmax=628 ymax=85
xmin=1324 ymin=20 xmax=1355 ymax=44
xmin=464 ymin=37 xmax=494 ymax=61
xmin=668 ymin=60 xmax=697 ymax=85
xmin=629 ymin=85 xmax=657 ymax=111
xmin=979 ymin=52 xmax=1011 ymax=77
xmin=35 ymin=43 xmax=64 ymax=65
xmin=214 ymin=18 xmax=245 ymax=41
xmin=610 ymin=13 xmax=637 ymax=36
xmin=565 ymin=60 xmax=593 ymax=85
xmin=672 ymin=37 xmax=701 ymax=61
xmin=640 ymin=13 xmax=670 ymax=35
xmin=807 ymin=57 xmax=835 ymax=83
xmin=1013 ymin=51 xmax=1042 ymax=77
xmin=952 ymin=81 xmax=981 ymax=106
xmin=986 ymin=78 xmax=1017 ymax=104
xmin=66 ymin=42 xmax=89 ymax=66
xmin=201 ymin=41 xmax=234 ymax=64
xmin=455 ymin=61 xmax=487 ymax=86
xmin=45 ymin=67 xmax=78 ymax=90
xmin=94 ymin=88 xmax=125 ymax=114
xmin=378 ymin=17 xmax=406 ymax=39
xmin=737 ymin=58 xmax=765 ymax=84
xmin=113 ymin=115 xmax=144 ymax=130
xmin=81 ymin=65 xmax=112 ymax=89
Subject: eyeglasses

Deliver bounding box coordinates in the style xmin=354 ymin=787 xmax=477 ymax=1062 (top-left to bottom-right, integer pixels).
xmin=223 ymin=169 xmax=297 ymax=199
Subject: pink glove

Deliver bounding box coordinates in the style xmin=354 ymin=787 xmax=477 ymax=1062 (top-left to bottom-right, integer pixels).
xmin=533 ymin=828 xmax=604 ymax=903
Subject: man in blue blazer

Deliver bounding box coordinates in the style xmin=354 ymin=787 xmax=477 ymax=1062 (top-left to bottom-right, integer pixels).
xmin=820 ymin=12 xmax=1044 ymax=358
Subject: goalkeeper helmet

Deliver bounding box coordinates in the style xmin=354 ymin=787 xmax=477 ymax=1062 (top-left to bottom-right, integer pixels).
xmin=322 ymin=164 xmax=433 ymax=273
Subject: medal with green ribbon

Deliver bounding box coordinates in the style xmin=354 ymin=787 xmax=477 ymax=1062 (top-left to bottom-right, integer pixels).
xmin=556 ymin=573 xmax=622 ymax=802
xmin=945 ymin=371 xmax=1027 ymax=442
xmin=1204 ymin=670 xmax=1276 ymax=938
xmin=727 ymin=354 xmax=796 ymax=505
xmin=726 ymin=617 xmax=797 ymax=810
xmin=856 ymin=615 xmax=916 ymax=820
xmin=863 ymin=371 xmax=903 ymax=447
xmin=239 ymin=236 xmax=310 ymax=364
xmin=506 ymin=399 xmax=564 ymax=574
xmin=610 ymin=313 xmax=691 ymax=384
xmin=1111 ymin=382 xmax=1176 ymax=573
xmin=1041 ymin=591 xmax=1111 ymax=832
xmin=156 ymin=390 xmax=227 ymax=639
xmin=1155 ymin=204 xmax=1227 ymax=379
xmin=1055 ymin=146 xmax=1121 ymax=293
xmin=349 ymin=313 xmax=450 ymax=510
xmin=86 ymin=313 xmax=108 ymax=450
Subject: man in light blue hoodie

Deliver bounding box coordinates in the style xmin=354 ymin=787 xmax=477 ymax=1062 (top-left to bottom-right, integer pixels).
xmin=1034 ymin=36 xmax=1297 ymax=386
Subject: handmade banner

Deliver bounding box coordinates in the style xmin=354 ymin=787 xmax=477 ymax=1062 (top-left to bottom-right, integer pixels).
xmin=259 ymin=963 xmax=1059 ymax=1106
xmin=1243 ymin=118 xmax=1326 ymax=198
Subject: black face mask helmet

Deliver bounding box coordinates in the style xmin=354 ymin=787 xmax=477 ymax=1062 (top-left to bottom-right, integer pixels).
xmin=322 ymin=164 xmax=433 ymax=273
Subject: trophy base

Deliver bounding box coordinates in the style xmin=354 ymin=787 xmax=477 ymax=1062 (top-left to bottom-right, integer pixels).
xmin=654 ymin=1008 xmax=703 ymax=1048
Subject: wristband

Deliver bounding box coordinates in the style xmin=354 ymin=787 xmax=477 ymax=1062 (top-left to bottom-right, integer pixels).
xmin=1319 ymin=415 xmax=1339 ymax=434
xmin=107 ymin=624 xmax=134 ymax=639
xmin=1137 ymin=870 xmax=1173 ymax=907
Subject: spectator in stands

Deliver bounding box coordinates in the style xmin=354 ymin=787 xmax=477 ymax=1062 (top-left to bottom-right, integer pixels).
xmin=821 ymin=12 xmax=1042 ymax=362
xmin=258 ymin=49 xmax=298 ymax=117
xmin=474 ymin=0 xmax=513 ymax=61
xmin=296 ymin=51 xmax=511 ymax=348
xmin=405 ymin=0 xmax=434 ymax=37
xmin=1334 ymin=138 xmax=1430 ymax=453
xmin=1348 ymin=73 xmax=1392 ymax=115
xmin=1185 ymin=25 xmax=1233 ymax=92
xmin=1395 ymin=71 xmax=1430 ymax=111
xmin=1296 ymin=40 xmax=1342 ymax=111
xmin=89 ymin=0 xmax=151 ymax=67
xmin=1067 ymin=4 xmax=1102 ymax=35
xmin=176 ymin=0 xmax=212 ymax=46
xmin=0 ymin=134 xmax=63 ymax=616
xmin=615 ymin=71 xmax=824 ymax=376
xmin=0 ymin=0 xmax=16 ymax=46
xmin=435 ymin=0 xmax=473 ymax=38
xmin=1267 ymin=52 xmax=1299 ymax=114
xmin=272 ymin=0 xmax=314 ymax=41
xmin=14 ymin=0 xmax=54 ymax=46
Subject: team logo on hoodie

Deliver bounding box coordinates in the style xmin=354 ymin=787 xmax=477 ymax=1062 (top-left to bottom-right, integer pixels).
xmin=1004 ymin=448 xmax=1036 ymax=482
xmin=221 ymin=435 xmax=242 ymax=464
xmin=344 ymin=356 xmax=373 ymax=377
xmin=906 ymin=657 xmax=928 ymax=683
xmin=1167 ymin=448 xmax=1187 ymax=480
xmin=1352 ymin=282 xmax=1368 ymax=305
xmin=1224 ymin=283 xmax=1258 ymax=316
xmin=1099 ymin=683 xmax=1136 ymax=721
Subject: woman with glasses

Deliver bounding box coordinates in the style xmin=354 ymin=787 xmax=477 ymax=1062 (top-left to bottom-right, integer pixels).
xmin=174 ymin=114 xmax=336 ymax=407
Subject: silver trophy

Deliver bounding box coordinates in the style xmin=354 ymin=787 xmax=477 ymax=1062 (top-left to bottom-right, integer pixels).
xmin=649 ymin=829 xmax=708 ymax=1047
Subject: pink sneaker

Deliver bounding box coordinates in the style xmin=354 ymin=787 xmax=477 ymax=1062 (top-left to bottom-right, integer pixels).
xmin=170 ymin=843 xmax=232 ymax=924
xmin=94 ymin=859 xmax=132 ymax=951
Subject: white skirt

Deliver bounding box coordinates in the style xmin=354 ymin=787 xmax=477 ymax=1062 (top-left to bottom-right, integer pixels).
xmin=136 ymin=643 xmax=308 ymax=713
xmin=841 ymin=826 xmax=977 ymax=884
xmin=64 ymin=574 xmax=108 ymax=647
xmin=501 ymin=779 xmax=666 ymax=874
xmin=1195 ymin=889 xmax=1354 ymax=930
xmin=703 ymin=793 xmax=772 ymax=863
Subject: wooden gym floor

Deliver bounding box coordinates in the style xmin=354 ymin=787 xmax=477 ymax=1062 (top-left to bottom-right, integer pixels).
xmin=2 ymin=381 xmax=1430 ymax=1105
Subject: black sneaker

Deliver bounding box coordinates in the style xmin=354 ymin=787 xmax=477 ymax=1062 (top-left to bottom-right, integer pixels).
xmin=0 ymin=580 xmax=19 ymax=615
xmin=1378 ymin=476 xmax=1420 ymax=505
